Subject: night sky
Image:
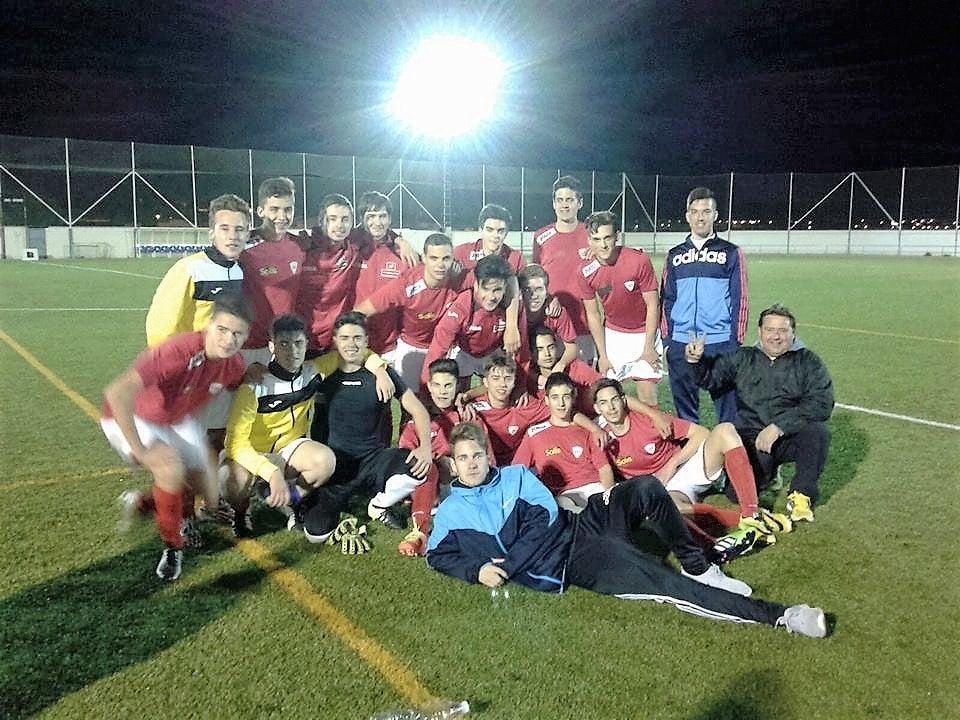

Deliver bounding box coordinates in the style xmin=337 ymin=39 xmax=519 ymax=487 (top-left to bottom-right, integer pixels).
xmin=2 ymin=0 xmax=957 ymax=174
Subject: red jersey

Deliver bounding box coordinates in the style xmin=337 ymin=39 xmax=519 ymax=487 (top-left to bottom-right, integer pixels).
xmin=532 ymin=222 xmax=591 ymax=335
xmin=602 ymin=410 xmax=691 ymax=478
xmin=399 ymin=406 xmax=497 ymax=464
xmin=354 ymin=228 xmax=404 ymax=353
xmin=470 ymin=395 xmax=550 ymax=467
xmin=103 ymin=331 xmax=245 ymax=425
xmin=577 ymin=247 xmax=658 ymax=332
xmin=365 ymin=265 xmax=461 ymax=349
xmin=453 ymin=239 xmax=526 ymax=286
xmin=240 ymin=230 xmax=305 ymax=348
xmin=512 ymin=420 xmax=609 ymax=496
xmin=522 ymin=358 xmax=601 ymax=416
xmin=531 ymin=304 xmax=578 ymax=344
xmin=421 ymin=289 xmax=523 ymax=385
xmin=296 ymin=234 xmax=361 ymax=350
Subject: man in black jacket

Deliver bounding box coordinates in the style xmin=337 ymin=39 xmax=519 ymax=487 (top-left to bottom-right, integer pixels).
xmin=685 ymin=304 xmax=833 ymax=523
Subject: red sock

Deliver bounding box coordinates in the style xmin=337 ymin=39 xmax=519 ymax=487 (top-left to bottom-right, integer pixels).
xmin=692 ymin=503 xmax=742 ymax=531
xmin=682 ymin=515 xmax=717 ymax=551
xmin=409 ymin=464 xmax=439 ymax=535
xmin=154 ymin=486 xmax=185 ymax=549
xmin=723 ymin=446 xmax=759 ymax=517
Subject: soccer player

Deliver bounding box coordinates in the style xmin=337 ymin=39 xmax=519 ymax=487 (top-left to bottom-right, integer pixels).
xmin=420 ymin=254 xmax=526 ymax=390
xmin=221 ymin=314 xmax=393 ymax=536
xmin=465 ymin=351 xmax=603 ymax=467
xmin=518 ymin=264 xmax=578 ymax=375
xmin=354 ymin=232 xmax=463 ymax=389
xmin=453 ymin=203 xmax=526 ymax=278
xmin=532 ymin=175 xmax=595 ymax=363
xmin=579 ymin=211 xmax=662 ymax=406
xmin=145 ymin=193 xmax=249 ymax=347
xmin=661 ymin=186 xmax=748 ymax=424
xmin=102 ymin=296 xmax=252 ymax=582
xmin=297 ymin=194 xmax=362 ymax=354
xmin=240 ymin=177 xmax=306 ymax=361
xmin=592 ymin=378 xmax=792 ymax=562
xmin=512 ymin=373 xmax=613 ymax=511
xmin=685 ymin=304 xmax=834 ymax=523
xmin=300 ymin=312 xmax=433 ymax=540
xmin=352 ymin=191 xmax=421 ymax=356
xmin=427 ymin=422 xmax=829 ymax=637
xmin=395 ymin=358 xmax=495 ymax=557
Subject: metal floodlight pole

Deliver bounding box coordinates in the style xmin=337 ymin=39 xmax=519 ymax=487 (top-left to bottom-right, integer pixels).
xmin=301 ymin=153 xmax=307 ymax=230
xmin=0 ymin=173 xmax=5 ymax=259
xmin=846 ymin=173 xmax=854 ymax=254
xmin=65 ymin=138 xmax=74 ymax=258
xmin=482 ymin=164 xmax=487 ymax=207
xmin=398 ymin=159 xmax=404 ymax=230
xmin=653 ymin=174 xmax=659 ymax=253
xmin=620 ymin=172 xmax=626 ymax=237
xmin=787 ymin=173 xmax=794 ymax=255
xmin=351 ymin=155 xmax=357 ymax=213
xmin=897 ymin=167 xmax=905 ymax=255
xmin=131 ymin=141 xmax=139 ymax=255
xmin=190 ymin=146 xmax=198 ymax=227
xmin=954 ymin=165 xmax=960 ymax=257
xmin=727 ymin=172 xmax=734 ymax=242
xmin=520 ymin=165 xmax=526 ymax=256
xmin=248 ymin=149 xmax=254 ymax=213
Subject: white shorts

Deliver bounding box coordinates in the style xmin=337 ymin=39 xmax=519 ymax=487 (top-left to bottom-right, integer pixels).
xmin=200 ymin=346 xmax=271 ymax=430
xmin=664 ymin=441 xmax=721 ymax=503
xmin=393 ymin=336 xmax=429 ymax=389
xmin=101 ymin=414 xmax=209 ymax=471
xmin=604 ymin=327 xmax=663 ymax=383
xmin=447 ymin=346 xmax=489 ymax=379
xmin=558 ymin=482 xmax=606 ymax=513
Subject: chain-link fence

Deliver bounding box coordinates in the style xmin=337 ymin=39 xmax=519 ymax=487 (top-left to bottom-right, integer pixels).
xmin=1 ymin=134 xmax=958 ymax=258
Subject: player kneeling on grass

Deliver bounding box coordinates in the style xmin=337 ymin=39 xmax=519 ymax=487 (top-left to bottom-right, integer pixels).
xmin=221 ymin=314 xmax=394 ymax=537
xmin=426 ymin=422 xmax=829 ymax=638
xmin=592 ymin=378 xmax=792 ymax=563
xmin=102 ymin=296 xmax=252 ymax=582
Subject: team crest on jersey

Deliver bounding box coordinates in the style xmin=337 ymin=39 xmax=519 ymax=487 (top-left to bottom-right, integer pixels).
xmin=644 ymin=442 xmax=657 ymax=454
xmin=289 ymin=261 xmax=299 ymax=274
xmin=581 ymin=260 xmax=601 ymax=277
xmin=577 ymin=247 xmax=590 ymax=260
xmin=259 ymin=266 xmax=278 ymax=276
xmin=187 ymin=350 xmax=205 ymax=370
xmin=571 ymin=445 xmax=584 ymax=458
xmin=624 ymin=280 xmax=635 ymax=291
xmin=507 ymin=425 xmax=520 ymax=435
xmin=447 ymin=309 xmax=461 ymax=319
xmin=333 ymin=257 xmax=349 ymax=271
xmin=406 ymin=279 xmax=427 ymax=297
xmin=382 ymin=261 xmax=400 ymax=279
xmin=208 ymin=382 xmax=224 ymax=395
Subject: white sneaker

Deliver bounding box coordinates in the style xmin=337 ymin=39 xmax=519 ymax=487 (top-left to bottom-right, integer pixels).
xmin=780 ymin=604 xmax=827 ymax=638
xmin=682 ymin=563 xmax=753 ymax=596
xmin=155 ymin=548 xmax=183 ymax=582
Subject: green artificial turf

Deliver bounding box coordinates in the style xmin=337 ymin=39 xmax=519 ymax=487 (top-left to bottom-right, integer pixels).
xmin=1 ymin=255 xmax=958 ymax=719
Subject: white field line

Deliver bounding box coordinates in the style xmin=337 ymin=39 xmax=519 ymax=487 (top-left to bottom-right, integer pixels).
xmin=836 ymin=403 xmax=960 ymax=431
xmin=35 ymin=261 xmax=163 ymax=280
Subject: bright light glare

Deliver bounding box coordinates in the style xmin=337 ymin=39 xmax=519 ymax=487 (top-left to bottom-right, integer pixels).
xmin=392 ymin=36 xmax=505 ymax=139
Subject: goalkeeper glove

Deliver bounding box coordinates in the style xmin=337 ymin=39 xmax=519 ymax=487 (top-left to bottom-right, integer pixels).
xmin=397 ymin=519 xmax=427 ymax=557
xmin=327 ymin=515 xmax=371 ymax=555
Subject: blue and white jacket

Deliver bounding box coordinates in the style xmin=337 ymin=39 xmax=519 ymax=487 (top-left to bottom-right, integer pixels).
xmin=660 ymin=235 xmax=748 ymax=346
xmin=426 ymin=465 xmax=574 ymax=593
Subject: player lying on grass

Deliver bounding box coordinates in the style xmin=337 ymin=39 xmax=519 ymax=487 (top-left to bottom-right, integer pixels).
xmin=426 ymin=422 xmax=829 ymax=638
xmin=102 ymin=296 xmax=252 ymax=582
xmin=592 ymin=378 xmax=791 ymax=562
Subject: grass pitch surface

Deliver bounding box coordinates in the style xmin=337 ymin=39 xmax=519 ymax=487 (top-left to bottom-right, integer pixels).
xmin=1 ymin=255 xmax=958 ymax=719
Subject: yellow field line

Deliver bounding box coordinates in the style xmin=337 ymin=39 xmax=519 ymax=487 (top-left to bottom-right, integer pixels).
xmin=0 ymin=325 xmax=434 ymax=709
xmin=0 ymin=328 xmax=102 ymax=421
xmin=237 ymin=540 xmax=433 ymax=707
xmin=0 ymin=467 xmax=129 ymax=491
xmin=803 ymin=322 xmax=959 ymax=345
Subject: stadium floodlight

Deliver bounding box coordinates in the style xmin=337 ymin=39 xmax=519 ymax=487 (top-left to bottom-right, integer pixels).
xmin=392 ymin=35 xmax=505 ymax=140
